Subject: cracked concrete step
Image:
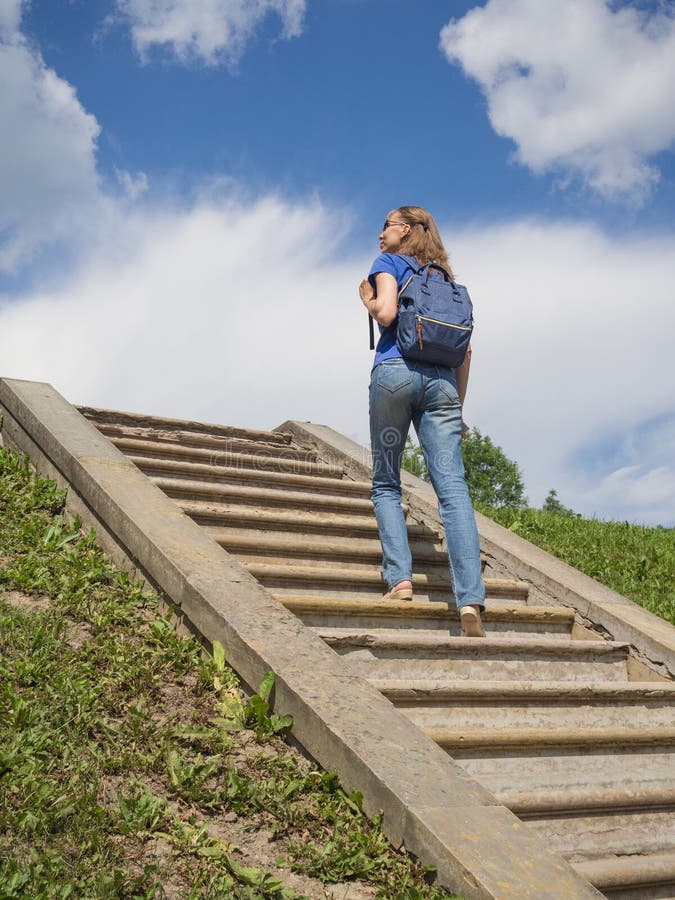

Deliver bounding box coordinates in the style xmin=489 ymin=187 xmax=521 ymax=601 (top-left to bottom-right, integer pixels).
xmin=131 ymin=456 xmax=372 ymax=496
xmin=99 ymin=423 xmax=299 ymax=459
xmin=109 ymin=433 xmax=321 ymax=464
xmin=111 ymin=437 xmax=345 ymax=478
xmin=79 ymin=405 xmax=293 ymax=446
xmin=372 ymin=680 xmax=675 ymax=729
xmin=453 ymin=749 xmax=675 ymax=799
xmin=282 ymin=597 xmax=573 ymax=638
xmin=573 ymin=850 xmax=675 ymax=898
xmin=322 ymin=634 xmax=630 ymax=681
xmin=155 ymin=477 xmax=383 ymax=517
xmin=527 ymin=808 xmax=675 ymax=864
xmin=244 ymin=563 xmax=529 ymax=602
xmin=180 ymin=505 xmax=439 ymax=539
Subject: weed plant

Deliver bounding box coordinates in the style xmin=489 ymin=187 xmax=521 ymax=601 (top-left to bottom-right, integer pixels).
xmin=0 ymin=447 xmax=458 ymax=899
xmin=478 ymin=505 xmax=675 ymax=625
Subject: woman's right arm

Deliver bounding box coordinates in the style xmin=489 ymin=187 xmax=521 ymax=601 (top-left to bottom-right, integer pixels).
xmin=359 ymin=272 xmax=398 ymax=326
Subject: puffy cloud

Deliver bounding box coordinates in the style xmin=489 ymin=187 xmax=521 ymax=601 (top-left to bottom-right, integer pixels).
xmin=0 ymin=2 xmax=102 ymax=271
xmin=115 ymin=0 xmax=307 ymax=66
xmin=1 ymin=194 xmax=674 ymax=526
xmin=440 ymin=0 xmax=675 ymax=203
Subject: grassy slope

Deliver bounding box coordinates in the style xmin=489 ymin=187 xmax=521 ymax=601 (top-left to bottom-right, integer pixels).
xmin=0 ymin=447 xmax=458 ymax=900
xmin=477 ymin=505 xmax=675 ymax=626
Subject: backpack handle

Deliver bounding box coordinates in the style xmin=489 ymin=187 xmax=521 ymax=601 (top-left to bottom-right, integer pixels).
xmin=398 ymin=255 xmax=454 ymax=284
xmin=422 ymin=263 xmax=453 ymax=284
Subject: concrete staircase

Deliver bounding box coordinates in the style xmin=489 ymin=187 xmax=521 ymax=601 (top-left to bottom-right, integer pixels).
xmin=79 ymin=406 xmax=675 ymax=900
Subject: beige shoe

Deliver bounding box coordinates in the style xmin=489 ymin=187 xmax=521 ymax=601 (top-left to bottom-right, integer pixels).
xmin=460 ymin=606 xmax=485 ymax=637
xmin=382 ymin=585 xmax=413 ymax=601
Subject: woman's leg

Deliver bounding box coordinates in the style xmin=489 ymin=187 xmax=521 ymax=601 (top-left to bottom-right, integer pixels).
xmin=413 ymin=367 xmax=485 ymax=611
xmin=369 ymin=360 xmax=416 ymax=591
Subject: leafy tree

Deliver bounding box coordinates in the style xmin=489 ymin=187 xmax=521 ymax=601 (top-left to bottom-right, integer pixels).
xmin=401 ymin=428 xmax=526 ymax=509
xmin=542 ymin=489 xmax=577 ymax=517
xmin=461 ymin=427 xmax=526 ymax=508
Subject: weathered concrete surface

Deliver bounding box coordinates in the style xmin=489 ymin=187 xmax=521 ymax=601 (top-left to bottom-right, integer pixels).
xmin=0 ymin=378 xmax=601 ymax=899
xmin=278 ymin=420 xmax=675 ymax=681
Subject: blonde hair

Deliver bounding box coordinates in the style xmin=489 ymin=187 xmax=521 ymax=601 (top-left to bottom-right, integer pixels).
xmin=396 ymin=205 xmax=454 ymax=279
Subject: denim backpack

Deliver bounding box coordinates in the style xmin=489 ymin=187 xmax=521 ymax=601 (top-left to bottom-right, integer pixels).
xmin=393 ymin=255 xmax=473 ymax=367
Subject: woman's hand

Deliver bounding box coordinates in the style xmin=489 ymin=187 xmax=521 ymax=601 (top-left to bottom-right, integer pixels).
xmin=359 ymin=277 xmax=375 ymax=307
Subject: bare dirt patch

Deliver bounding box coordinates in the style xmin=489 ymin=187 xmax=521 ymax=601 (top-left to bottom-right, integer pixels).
xmin=1 ymin=589 xmax=52 ymax=614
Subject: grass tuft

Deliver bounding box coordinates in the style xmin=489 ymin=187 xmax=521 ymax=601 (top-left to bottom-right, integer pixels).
xmin=478 ymin=505 xmax=675 ymax=625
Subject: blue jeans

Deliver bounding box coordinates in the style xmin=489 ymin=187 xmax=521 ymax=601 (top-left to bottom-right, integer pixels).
xmin=369 ymin=357 xmax=485 ymax=611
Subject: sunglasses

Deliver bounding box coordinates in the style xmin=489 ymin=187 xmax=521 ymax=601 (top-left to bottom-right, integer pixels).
xmin=382 ymin=220 xmax=407 ymax=231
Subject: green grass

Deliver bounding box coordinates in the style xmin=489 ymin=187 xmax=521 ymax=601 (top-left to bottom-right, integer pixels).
xmin=477 ymin=505 xmax=675 ymax=625
xmin=0 ymin=446 xmax=459 ymax=900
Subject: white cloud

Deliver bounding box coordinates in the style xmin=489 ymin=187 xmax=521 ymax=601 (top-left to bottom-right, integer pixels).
xmin=0 ymin=0 xmax=23 ymax=35
xmin=451 ymin=217 xmax=675 ymax=523
xmin=116 ymin=168 xmax=150 ymax=201
xmin=584 ymin=464 xmax=675 ymax=526
xmin=440 ymin=0 xmax=675 ymax=203
xmin=115 ymin=0 xmax=307 ymax=66
xmin=0 ymin=3 xmax=103 ymax=271
xmin=1 ymin=195 xmax=674 ymax=526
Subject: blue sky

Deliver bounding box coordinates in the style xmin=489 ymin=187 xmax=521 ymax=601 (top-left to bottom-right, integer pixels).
xmin=1 ymin=0 xmax=674 ymax=525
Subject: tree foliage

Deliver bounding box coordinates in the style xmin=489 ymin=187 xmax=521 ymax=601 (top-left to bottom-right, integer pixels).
xmin=401 ymin=428 xmax=526 ymax=509
xmin=542 ymin=489 xmax=577 ymax=517
xmin=461 ymin=427 xmax=526 ymax=508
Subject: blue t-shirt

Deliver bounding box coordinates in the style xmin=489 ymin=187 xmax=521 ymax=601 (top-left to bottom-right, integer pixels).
xmin=368 ymin=253 xmax=417 ymax=368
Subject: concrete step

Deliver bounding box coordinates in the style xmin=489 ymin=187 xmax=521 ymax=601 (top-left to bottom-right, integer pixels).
xmin=245 ymin=563 xmax=530 ymax=603
xmin=112 ymin=437 xmax=345 ymax=479
xmin=527 ymin=808 xmax=675 ymax=862
xmin=428 ymin=726 xmax=675 ymax=752
xmin=174 ymin=492 xmax=374 ymax=523
xmin=322 ymin=634 xmax=630 ymax=681
xmin=154 ymin=477 xmax=381 ymax=517
xmin=131 ymin=456 xmax=372 ymax=497
xmin=454 ymin=748 xmax=675 ymax=799
xmin=573 ymin=850 xmax=675 ymax=898
xmin=217 ymin=531 xmax=488 ymax=575
xmin=210 ymin=529 xmax=445 ymax=565
xmin=180 ymin=505 xmax=440 ymax=539
xmin=110 ymin=433 xmax=320 ymax=464
xmin=101 ymin=423 xmax=299 ymax=458
xmin=283 ymin=597 xmax=573 ymax=638
xmin=495 ymin=782 xmax=675 ymax=816
xmin=79 ymin=405 xmax=293 ymax=446
xmin=373 ymin=680 xmax=675 ymax=730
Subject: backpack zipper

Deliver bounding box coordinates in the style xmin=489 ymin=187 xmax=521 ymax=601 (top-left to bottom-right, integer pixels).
xmin=415 ymin=314 xmax=472 ymax=349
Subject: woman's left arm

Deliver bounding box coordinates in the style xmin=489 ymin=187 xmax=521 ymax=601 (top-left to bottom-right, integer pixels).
xmin=359 ymin=273 xmax=398 ymax=327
